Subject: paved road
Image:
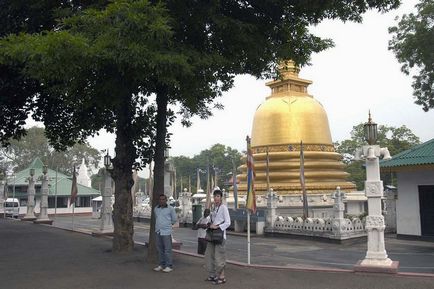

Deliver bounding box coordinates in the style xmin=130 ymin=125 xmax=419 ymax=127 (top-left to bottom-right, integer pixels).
xmin=52 ymin=215 xmax=434 ymax=274
xmin=1 ymin=219 xmax=433 ymax=289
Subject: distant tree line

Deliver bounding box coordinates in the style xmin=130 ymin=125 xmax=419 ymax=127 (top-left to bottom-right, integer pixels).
xmin=172 ymin=144 xmax=243 ymax=194
xmin=335 ymin=123 xmax=420 ymax=190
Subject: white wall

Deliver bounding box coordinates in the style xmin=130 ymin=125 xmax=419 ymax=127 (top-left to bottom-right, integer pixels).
xmin=396 ymin=170 xmax=434 ymax=236
xmin=16 ymin=200 xmax=93 ymax=216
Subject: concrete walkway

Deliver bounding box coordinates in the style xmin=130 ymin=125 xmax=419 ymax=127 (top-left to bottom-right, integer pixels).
xmin=52 ymin=215 xmax=434 ymax=274
xmin=1 ymin=219 xmax=433 ymax=289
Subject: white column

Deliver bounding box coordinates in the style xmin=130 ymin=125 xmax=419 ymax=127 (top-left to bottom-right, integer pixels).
xmin=222 ymin=189 xmax=228 ymax=206
xmin=0 ymin=181 xmax=5 ymax=217
xmin=359 ymin=145 xmax=393 ymax=267
xmin=331 ymin=187 xmax=346 ymax=236
xmin=98 ymin=171 xmax=113 ymax=234
xmin=35 ymin=171 xmax=51 ymax=223
xmin=23 ymin=173 xmax=36 ymax=221
xmin=266 ymin=188 xmax=278 ymax=229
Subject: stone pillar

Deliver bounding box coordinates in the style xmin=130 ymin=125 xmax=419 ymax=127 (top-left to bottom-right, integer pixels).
xmin=222 ymin=189 xmax=228 ymax=206
xmin=266 ymin=188 xmax=278 ymax=230
xmin=331 ymin=187 xmax=346 ymax=236
xmin=355 ymin=145 xmax=398 ymax=273
xmin=94 ymin=171 xmax=113 ymax=235
xmin=22 ymin=170 xmax=37 ymax=221
xmin=0 ymin=181 xmax=5 ymax=218
xmin=180 ymin=188 xmax=191 ymax=224
xmin=234 ymin=220 xmax=245 ymax=232
xmin=34 ymin=167 xmax=52 ymax=224
xmin=256 ymin=219 xmax=265 ymax=235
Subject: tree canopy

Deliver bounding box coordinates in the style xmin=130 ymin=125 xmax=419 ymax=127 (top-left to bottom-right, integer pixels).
xmin=0 ymin=126 xmax=101 ymax=176
xmin=0 ymin=0 xmax=110 ymax=145
xmin=389 ymin=0 xmax=434 ymax=111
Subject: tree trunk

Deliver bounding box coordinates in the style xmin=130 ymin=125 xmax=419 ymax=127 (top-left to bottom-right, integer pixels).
xmin=147 ymin=85 xmax=168 ymax=263
xmin=112 ymin=91 xmax=135 ymax=253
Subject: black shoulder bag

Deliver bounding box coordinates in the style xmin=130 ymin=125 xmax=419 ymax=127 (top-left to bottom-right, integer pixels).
xmin=205 ymin=205 xmax=224 ymax=244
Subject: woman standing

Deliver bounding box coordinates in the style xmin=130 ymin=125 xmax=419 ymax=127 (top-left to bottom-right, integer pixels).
xmin=205 ymin=189 xmax=231 ymax=285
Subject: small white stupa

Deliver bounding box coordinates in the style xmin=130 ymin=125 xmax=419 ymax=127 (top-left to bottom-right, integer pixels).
xmin=77 ymin=158 xmax=91 ymax=187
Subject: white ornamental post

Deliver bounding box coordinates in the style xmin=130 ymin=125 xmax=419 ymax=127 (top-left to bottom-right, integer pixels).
xmin=355 ymin=113 xmax=398 ymax=273
xmin=35 ymin=165 xmax=52 ymax=224
xmin=331 ymin=187 xmax=346 ymax=236
xmin=266 ymin=188 xmax=278 ymax=229
xmin=100 ymin=169 xmax=114 ymax=233
xmin=94 ymin=151 xmax=114 ymax=235
xmin=22 ymin=168 xmax=37 ymax=221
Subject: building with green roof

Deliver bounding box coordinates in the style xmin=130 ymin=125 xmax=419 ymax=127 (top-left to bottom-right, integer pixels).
xmin=4 ymin=158 xmax=100 ymax=215
xmin=380 ymin=138 xmax=434 ymax=238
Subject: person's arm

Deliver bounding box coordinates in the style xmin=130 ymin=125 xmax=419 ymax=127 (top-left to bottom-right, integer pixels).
xmin=219 ymin=205 xmax=231 ymax=231
xmin=196 ymin=217 xmax=208 ymax=228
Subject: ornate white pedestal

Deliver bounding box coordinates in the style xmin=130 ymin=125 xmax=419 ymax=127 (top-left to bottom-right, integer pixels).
xmin=22 ymin=173 xmax=37 ymax=221
xmin=93 ymin=172 xmax=113 ymax=236
xmin=354 ymin=145 xmax=398 ymax=273
xmin=34 ymin=171 xmax=53 ymax=225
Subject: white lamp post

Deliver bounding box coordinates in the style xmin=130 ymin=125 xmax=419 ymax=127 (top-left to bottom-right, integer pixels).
xmin=94 ymin=151 xmax=114 ymax=235
xmin=11 ymin=174 xmax=17 ymax=218
xmin=22 ymin=168 xmax=37 ymax=221
xmin=34 ymin=165 xmax=52 ymax=224
xmin=355 ymin=112 xmax=398 ymax=273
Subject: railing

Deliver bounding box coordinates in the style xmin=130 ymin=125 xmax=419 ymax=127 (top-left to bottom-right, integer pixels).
xmin=269 ymin=216 xmax=366 ymax=240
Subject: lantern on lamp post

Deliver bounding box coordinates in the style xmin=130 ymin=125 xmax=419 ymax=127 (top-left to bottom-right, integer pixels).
xmin=364 ymin=111 xmax=378 ymax=145
xmin=104 ymin=151 xmax=111 ymax=170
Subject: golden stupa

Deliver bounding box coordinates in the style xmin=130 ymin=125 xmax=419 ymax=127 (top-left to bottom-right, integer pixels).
xmin=237 ymin=61 xmax=356 ymax=196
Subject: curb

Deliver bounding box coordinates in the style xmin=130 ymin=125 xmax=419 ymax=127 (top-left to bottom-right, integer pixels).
xmin=172 ymin=248 xmax=434 ymax=278
xmin=34 ymin=221 xmax=434 ymax=279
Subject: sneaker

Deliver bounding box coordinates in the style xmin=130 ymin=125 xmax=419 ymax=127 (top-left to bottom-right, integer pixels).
xmin=162 ymin=267 xmax=173 ymax=273
xmin=153 ymin=266 xmax=163 ymax=272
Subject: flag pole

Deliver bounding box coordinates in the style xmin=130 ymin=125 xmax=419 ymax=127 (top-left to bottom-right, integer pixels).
xmin=72 ymin=203 xmax=75 ymax=230
xmin=247 ymin=209 xmax=251 ymax=264
xmin=70 ymin=164 xmax=78 ymax=230
xmin=245 ymin=135 xmax=256 ymax=265
xmin=300 ymin=141 xmax=309 ymax=219
xmin=232 ymin=158 xmax=238 ymax=210
xmin=266 ymin=146 xmax=270 ymax=193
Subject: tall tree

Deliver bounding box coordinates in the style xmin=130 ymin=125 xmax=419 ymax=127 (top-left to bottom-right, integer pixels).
xmin=389 ymin=0 xmax=434 ymax=111
xmin=335 ymin=123 xmax=420 ymax=189
xmin=0 ymin=0 xmax=401 ymax=255
xmin=0 ymin=0 xmax=169 ymax=252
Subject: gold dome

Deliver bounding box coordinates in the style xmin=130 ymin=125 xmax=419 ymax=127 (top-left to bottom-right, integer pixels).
xmin=237 ymin=61 xmax=355 ymax=195
xmin=251 ymin=95 xmax=332 ymax=146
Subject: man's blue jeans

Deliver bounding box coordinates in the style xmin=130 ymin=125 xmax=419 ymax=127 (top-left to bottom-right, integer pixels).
xmin=156 ymin=233 xmax=173 ymax=268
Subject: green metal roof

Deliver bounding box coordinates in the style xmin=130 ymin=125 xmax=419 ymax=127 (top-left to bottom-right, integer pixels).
xmin=7 ymin=157 xmax=100 ymax=197
xmin=380 ymin=138 xmax=434 ymax=168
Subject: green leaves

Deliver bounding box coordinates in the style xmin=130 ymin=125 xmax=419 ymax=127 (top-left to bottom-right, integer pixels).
xmin=172 ymin=144 xmax=243 ymax=193
xmin=0 ymin=126 xmax=101 ymax=175
xmin=335 ymin=122 xmax=420 ymax=188
xmin=389 ymin=0 xmax=434 ymax=111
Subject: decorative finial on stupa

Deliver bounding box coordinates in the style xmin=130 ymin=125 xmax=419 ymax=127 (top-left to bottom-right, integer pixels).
xmin=277 ymin=60 xmax=300 ymax=79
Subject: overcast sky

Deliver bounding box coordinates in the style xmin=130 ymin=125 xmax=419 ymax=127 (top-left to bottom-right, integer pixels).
xmin=67 ymin=1 xmax=434 ymax=174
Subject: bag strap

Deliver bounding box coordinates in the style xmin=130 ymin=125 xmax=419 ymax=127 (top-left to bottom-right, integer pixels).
xmin=210 ymin=205 xmax=224 ymax=226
